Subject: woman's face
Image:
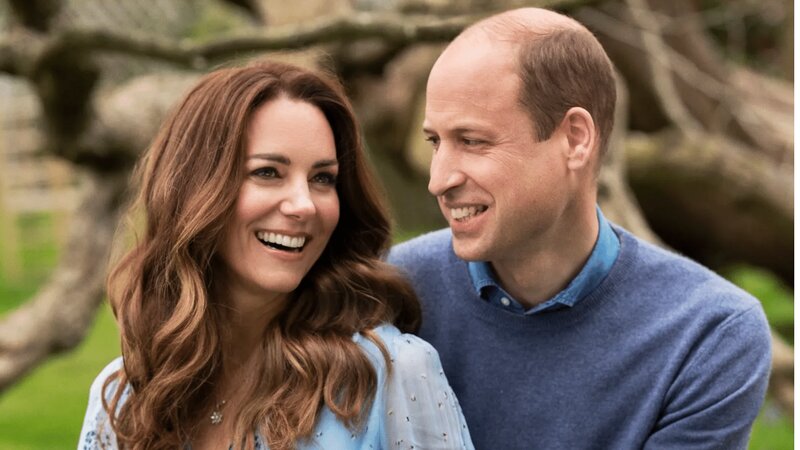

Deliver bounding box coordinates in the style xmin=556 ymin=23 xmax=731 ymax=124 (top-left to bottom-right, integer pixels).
xmin=217 ymin=96 xmax=340 ymax=306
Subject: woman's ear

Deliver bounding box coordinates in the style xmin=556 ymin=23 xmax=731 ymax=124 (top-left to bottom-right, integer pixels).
xmin=561 ymin=107 xmax=597 ymax=171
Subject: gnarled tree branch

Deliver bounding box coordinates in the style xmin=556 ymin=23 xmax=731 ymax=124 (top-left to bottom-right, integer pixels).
xmin=0 ymin=170 xmax=127 ymax=391
xmin=0 ymin=12 xmax=480 ymax=78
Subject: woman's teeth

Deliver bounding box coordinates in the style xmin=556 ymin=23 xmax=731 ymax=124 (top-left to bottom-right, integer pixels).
xmin=450 ymin=206 xmax=486 ymax=221
xmin=256 ymin=231 xmax=306 ymax=250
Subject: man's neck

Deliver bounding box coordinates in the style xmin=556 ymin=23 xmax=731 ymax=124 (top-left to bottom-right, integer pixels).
xmin=491 ymin=205 xmax=599 ymax=309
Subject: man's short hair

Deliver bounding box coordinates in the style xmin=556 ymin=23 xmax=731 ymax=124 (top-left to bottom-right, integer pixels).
xmin=482 ymin=15 xmax=617 ymax=157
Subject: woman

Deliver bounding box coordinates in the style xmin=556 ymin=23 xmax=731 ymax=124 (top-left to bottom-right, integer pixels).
xmin=79 ymin=60 xmax=473 ymax=450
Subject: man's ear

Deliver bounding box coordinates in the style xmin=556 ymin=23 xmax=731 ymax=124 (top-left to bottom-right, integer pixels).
xmin=560 ymin=107 xmax=597 ymax=171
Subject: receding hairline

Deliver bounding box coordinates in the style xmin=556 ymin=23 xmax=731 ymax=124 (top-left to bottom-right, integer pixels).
xmin=460 ymin=7 xmax=591 ymax=46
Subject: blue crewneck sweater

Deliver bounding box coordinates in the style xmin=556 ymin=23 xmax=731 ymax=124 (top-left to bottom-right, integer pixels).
xmin=388 ymin=225 xmax=771 ymax=450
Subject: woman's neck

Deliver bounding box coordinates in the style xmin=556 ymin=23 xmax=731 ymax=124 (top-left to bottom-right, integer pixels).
xmin=212 ymin=275 xmax=289 ymax=365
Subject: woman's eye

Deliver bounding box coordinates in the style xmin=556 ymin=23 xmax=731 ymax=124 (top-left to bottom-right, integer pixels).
xmin=251 ymin=167 xmax=279 ymax=179
xmin=312 ymin=172 xmax=337 ymax=185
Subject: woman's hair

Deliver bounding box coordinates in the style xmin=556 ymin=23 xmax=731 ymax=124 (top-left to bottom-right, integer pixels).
xmin=103 ymin=60 xmax=421 ymax=450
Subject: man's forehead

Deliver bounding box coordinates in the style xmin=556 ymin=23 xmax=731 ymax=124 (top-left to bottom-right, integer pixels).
xmin=435 ymin=31 xmax=516 ymax=69
xmin=425 ymin=94 xmax=511 ymax=115
xmin=424 ymin=81 xmax=528 ymax=134
xmin=426 ymin=47 xmax=520 ymax=113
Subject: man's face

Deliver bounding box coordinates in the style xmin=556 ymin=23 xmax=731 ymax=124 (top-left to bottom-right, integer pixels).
xmin=424 ymin=35 xmax=573 ymax=263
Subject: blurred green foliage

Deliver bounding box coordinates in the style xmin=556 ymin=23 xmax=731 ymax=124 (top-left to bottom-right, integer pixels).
xmin=723 ymin=264 xmax=794 ymax=344
xmin=748 ymin=399 xmax=795 ymax=450
xmin=182 ymin=0 xmax=252 ymax=41
xmin=0 ymin=212 xmax=792 ymax=448
xmin=698 ymin=0 xmax=793 ymax=79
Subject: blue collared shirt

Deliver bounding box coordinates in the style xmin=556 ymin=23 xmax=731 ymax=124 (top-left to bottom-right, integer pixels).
xmin=468 ymin=207 xmax=620 ymax=315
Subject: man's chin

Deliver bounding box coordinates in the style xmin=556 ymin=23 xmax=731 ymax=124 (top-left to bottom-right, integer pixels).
xmin=451 ymin=237 xmax=489 ymax=262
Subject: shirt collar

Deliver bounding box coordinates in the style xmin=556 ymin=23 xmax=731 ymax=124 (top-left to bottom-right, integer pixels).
xmin=467 ymin=206 xmax=619 ymax=313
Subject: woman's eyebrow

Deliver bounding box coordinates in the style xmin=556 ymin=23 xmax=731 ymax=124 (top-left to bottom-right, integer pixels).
xmin=250 ymin=153 xmax=338 ymax=169
xmin=250 ymin=153 xmax=290 ymax=164
xmin=313 ymin=159 xmax=338 ymax=169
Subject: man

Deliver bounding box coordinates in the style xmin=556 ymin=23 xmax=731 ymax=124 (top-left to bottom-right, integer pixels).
xmin=388 ymin=7 xmax=771 ymax=450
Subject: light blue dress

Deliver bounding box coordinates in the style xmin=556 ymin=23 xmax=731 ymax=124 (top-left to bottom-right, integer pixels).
xmin=79 ymin=324 xmax=474 ymax=449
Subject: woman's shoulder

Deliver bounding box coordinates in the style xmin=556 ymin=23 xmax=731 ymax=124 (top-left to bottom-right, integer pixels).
xmin=79 ymin=357 xmax=125 ymax=449
xmin=358 ymin=325 xmax=476 ymax=450
xmin=86 ymin=357 xmax=125 ymax=402
xmin=354 ymin=324 xmax=442 ymax=375
xmin=93 ymin=356 xmax=124 ymax=382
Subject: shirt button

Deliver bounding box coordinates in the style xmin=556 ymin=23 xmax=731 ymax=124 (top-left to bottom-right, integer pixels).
xmin=500 ymin=297 xmax=511 ymax=307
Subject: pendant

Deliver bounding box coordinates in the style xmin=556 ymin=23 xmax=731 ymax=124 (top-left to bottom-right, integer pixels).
xmin=210 ymin=400 xmax=226 ymax=425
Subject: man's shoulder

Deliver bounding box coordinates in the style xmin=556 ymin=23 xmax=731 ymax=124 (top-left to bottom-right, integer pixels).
xmin=614 ymin=225 xmax=761 ymax=312
xmin=388 ymin=228 xmax=455 ymax=268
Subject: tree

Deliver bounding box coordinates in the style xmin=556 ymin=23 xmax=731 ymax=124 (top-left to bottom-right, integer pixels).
xmin=0 ymin=0 xmax=792 ymax=415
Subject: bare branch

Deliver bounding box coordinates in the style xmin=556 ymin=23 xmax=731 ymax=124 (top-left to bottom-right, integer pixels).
xmin=599 ymin=71 xmax=663 ymax=245
xmin=219 ymin=0 xmax=267 ymax=24
xmin=37 ymin=12 xmax=479 ymax=70
xmin=0 ymin=11 xmax=478 ymax=79
xmin=577 ymin=5 xmax=792 ymax=161
xmin=625 ymin=129 xmax=792 ymax=283
xmin=627 ymin=130 xmax=792 ymax=218
xmin=0 ymin=40 xmax=18 ymax=75
xmin=0 ymin=29 xmax=45 ymax=76
xmin=8 ymin=0 xmax=62 ymax=32
xmin=577 ymin=7 xmax=729 ymax=102
xmin=624 ymin=0 xmax=702 ymax=135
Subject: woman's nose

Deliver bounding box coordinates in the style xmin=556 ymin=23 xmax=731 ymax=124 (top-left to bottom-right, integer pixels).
xmin=279 ymin=182 xmax=316 ymax=219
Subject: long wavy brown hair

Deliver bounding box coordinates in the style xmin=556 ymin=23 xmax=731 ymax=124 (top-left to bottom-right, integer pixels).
xmin=102 ymin=60 xmax=421 ymax=450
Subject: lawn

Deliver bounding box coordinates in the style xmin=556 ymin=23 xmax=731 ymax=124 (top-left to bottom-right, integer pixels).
xmin=0 ymin=306 xmax=119 ymax=449
xmin=0 ymin=213 xmax=793 ymax=448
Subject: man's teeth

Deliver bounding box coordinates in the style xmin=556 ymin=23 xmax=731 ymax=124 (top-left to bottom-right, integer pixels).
xmin=451 ymin=206 xmax=486 ymax=220
xmin=256 ymin=231 xmax=306 ymax=249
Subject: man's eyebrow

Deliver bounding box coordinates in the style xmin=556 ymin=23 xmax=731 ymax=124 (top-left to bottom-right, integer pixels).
xmin=422 ymin=126 xmax=487 ymax=135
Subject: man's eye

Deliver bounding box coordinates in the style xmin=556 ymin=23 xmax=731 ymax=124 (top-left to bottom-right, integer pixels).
xmin=312 ymin=172 xmax=337 ymax=185
xmin=463 ymin=138 xmax=483 ymax=146
xmin=251 ymin=167 xmax=279 ymax=178
xmin=424 ymin=136 xmax=440 ymax=148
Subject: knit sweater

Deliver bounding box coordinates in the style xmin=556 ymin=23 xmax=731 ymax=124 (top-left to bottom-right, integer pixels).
xmin=388 ymin=226 xmax=771 ymax=450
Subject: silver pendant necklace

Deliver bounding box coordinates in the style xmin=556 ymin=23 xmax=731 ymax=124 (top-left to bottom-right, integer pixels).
xmin=210 ymin=400 xmax=226 ymax=425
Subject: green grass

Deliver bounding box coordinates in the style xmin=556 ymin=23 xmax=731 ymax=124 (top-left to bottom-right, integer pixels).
xmin=0 ymin=213 xmax=61 ymax=315
xmin=0 ymin=212 xmax=120 ymax=448
xmin=748 ymin=399 xmax=795 ymax=450
xmin=0 ymin=213 xmax=793 ymax=448
xmin=0 ymin=306 xmax=119 ymax=449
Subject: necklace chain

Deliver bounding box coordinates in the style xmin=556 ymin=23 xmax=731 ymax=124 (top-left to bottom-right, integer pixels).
xmin=210 ymin=400 xmax=227 ymax=425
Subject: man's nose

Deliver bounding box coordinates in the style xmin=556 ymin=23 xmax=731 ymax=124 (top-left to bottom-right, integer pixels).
xmin=428 ymin=145 xmax=466 ymax=197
